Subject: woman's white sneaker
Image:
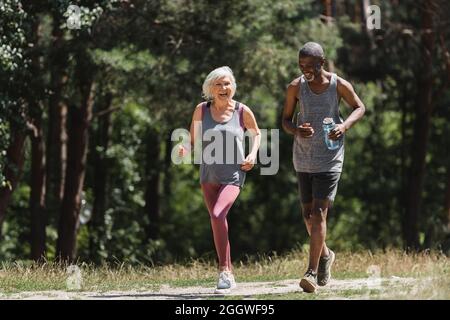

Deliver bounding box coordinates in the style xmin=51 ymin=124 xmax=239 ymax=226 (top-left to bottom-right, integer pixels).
xmin=214 ymin=271 xmax=236 ymax=294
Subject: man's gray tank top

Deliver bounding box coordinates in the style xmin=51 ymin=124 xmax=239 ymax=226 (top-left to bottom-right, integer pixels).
xmin=293 ymin=73 xmax=345 ymax=173
xmin=200 ymin=101 xmax=246 ymax=187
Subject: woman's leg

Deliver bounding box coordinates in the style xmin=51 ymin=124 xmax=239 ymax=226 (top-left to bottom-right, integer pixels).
xmin=201 ymin=183 xmax=240 ymax=271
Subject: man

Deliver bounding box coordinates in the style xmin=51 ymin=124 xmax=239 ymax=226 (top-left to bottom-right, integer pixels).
xmin=282 ymin=42 xmax=365 ymax=293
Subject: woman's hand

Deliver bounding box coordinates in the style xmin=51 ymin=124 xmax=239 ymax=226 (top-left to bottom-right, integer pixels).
xmin=241 ymin=153 xmax=256 ymax=171
xmin=178 ymin=144 xmax=191 ymax=158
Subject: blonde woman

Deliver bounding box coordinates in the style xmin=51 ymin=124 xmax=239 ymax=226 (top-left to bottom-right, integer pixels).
xmin=180 ymin=66 xmax=260 ymax=293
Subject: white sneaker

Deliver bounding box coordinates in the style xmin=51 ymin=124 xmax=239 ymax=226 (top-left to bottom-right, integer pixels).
xmin=214 ymin=271 xmax=237 ymax=294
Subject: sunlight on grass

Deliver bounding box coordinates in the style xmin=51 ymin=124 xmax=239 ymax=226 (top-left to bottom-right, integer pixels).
xmin=0 ymin=248 xmax=448 ymax=299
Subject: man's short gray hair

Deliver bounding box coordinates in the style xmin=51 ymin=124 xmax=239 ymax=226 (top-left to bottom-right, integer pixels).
xmin=202 ymin=66 xmax=236 ymax=100
xmin=299 ymin=42 xmax=324 ymax=59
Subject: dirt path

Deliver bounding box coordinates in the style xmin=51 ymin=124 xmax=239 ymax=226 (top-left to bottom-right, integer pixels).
xmin=0 ymin=276 xmax=417 ymax=300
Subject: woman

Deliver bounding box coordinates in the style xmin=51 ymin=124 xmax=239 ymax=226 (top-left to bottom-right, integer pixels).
xmin=179 ymin=66 xmax=261 ymax=293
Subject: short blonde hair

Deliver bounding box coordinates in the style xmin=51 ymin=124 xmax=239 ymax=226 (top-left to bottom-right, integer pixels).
xmin=202 ymin=66 xmax=236 ymax=100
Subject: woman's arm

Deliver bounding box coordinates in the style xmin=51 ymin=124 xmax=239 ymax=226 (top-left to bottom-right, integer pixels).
xmin=179 ymin=103 xmax=202 ymax=157
xmin=241 ymin=105 xmax=261 ymax=171
xmin=190 ymin=103 xmax=203 ymax=147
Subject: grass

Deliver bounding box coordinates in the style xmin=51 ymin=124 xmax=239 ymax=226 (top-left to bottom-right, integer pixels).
xmin=253 ymin=276 xmax=450 ymax=300
xmin=0 ymin=248 xmax=448 ymax=299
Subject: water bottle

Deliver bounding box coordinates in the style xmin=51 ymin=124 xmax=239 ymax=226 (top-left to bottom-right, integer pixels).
xmin=322 ymin=118 xmax=340 ymax=150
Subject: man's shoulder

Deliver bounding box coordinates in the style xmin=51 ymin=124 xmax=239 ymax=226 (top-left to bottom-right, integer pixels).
xmin=335 ymin=75 xmax=355 ymax=97
xmin=287 ymin=76 xmax=302 ymax=90
xmin=335 ymin=75 xmax=352 ymax=88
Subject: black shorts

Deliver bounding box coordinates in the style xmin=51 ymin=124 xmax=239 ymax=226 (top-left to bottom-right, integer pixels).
xmin=297 ymin=172 xmax=341 ymax=204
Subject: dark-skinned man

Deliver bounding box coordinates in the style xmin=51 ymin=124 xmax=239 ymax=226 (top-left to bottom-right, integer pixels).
xmin=282 ymin=42 xmax=365 ymax=293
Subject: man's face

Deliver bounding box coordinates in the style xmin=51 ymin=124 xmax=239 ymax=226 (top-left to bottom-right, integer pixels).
xmin=298 ymin=56 xmax=323 ymax=82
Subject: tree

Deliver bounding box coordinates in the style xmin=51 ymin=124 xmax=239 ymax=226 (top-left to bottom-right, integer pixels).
xmin=0 ymin=0 xmax=29 ymax=236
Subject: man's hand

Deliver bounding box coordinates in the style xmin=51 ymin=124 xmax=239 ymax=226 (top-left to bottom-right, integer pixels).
xmin=297 ymin=122 xmax=314 ymax=138
xmin=328 ymin=123 xmax=346 ymax=140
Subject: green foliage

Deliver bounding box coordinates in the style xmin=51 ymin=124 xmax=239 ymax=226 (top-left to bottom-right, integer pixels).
xmin=0 ymin=0 xmax=28 ymax=185
xmin=0 ymin=183 xmax=30 ymax=260
xmin=0 ymin=0 xmax=27 ymax=72
xmin=1 ymin=0 xmax=449 ymax=264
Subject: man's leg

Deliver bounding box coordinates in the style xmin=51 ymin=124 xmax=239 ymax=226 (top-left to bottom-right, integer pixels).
xmin=307 ymin=198 xmax=329 ymax=273
xmin=300 ymin=172 xmax=339 ymax=292
xmin=302 ymin=202 xmax=329 ymax=258
xmin=298 ymin=172 xmax=329 ymax=259
xmin=299 ymin=199 xmax=328 ymax=293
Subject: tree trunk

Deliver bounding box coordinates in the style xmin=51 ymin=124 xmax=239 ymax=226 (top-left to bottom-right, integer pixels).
xmin=56 ymin=52 xmax=95 ymax=262
xmin=89 ymin=92 xmax=113 ymax=262
xmin=354 ymin=0 xmax=362 ymax=24
xmin=321 ymin=0 xmax=336 ymax=72
xmin=0 ymin=130 xmax=27 ymax=234
xmin=445 ymin=171 xmax=450 ymax=231
xmin=361 ymin=0 xmax=377 ymax=49
xmin=28 ymin=17 xmax=47 ymax=262
xmin=403 ymin=0 xmax=435 ymax=250
xmin=144 ymin=128 xmax=161 ymax=240
xmin=46 ymin=15 xmax=68 ymax=228
xmin=30 ymin=115 xmax=47 ymax=261
xmin=164 ymin=131 xmax=174 ymax=199
xmin=400 ymin=77 xmax=409 ymax=246
xmin=321 ymin=0 xmax=336 ymax=19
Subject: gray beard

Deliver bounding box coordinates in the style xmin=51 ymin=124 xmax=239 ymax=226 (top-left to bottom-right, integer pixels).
xmin=305 ymin=74 xmax=315 ymax=82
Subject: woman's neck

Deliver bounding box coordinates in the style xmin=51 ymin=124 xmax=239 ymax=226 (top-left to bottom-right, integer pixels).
xmin=212 ymin=99 xmax=233 ymax=111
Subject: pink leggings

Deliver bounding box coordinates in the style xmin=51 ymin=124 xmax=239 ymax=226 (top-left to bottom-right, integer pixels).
xmin=201 ymin=183 xmax=241 ymax=270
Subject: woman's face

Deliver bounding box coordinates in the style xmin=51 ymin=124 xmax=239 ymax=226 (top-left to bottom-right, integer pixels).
xmin=211 ymin=76 xmax=233 ymax=101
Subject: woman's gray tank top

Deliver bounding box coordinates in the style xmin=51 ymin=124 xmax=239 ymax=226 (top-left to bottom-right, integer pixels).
xmin=200 ymin=101 xmax=246 ymax=187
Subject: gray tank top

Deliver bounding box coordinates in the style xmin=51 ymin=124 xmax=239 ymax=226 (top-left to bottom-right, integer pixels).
xmin=200 ymin=101 xmax=246 ymax=187
xmin=293 ymin=73 xmax=345 ymax=173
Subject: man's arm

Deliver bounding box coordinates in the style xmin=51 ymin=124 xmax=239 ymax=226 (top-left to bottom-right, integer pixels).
xmin=281 ymin=80 xmax=300 ymax=135
xmin=282 ymin=79 xmax=314 ymax=138
xmin=329 ymin=78 xmax=366 ymax=140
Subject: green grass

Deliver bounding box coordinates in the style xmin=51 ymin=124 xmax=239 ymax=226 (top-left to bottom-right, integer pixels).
xmin=0 ymin=248 xmax=448 ymax=299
